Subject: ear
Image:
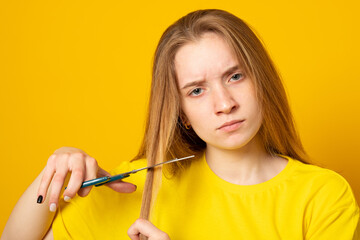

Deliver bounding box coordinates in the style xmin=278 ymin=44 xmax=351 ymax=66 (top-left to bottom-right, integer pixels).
xmin=179 ymin=112 xmax=190 ymax=125
xmin=179 ymin=112 xmax=191 ymax=129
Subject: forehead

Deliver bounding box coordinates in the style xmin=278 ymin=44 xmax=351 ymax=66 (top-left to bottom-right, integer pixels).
xmin=174 ymin=33 xmax=239 ymax=84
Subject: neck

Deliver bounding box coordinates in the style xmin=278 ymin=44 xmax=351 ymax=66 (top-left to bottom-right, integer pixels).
xmin=205 ymin=134 xmax=281 ymax=185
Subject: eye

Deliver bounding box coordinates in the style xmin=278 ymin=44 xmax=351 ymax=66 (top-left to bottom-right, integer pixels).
xmin=189 ymin=88 xmax=204 ymax=96
xmin=229 ymin=73 xmax=244 ymax=82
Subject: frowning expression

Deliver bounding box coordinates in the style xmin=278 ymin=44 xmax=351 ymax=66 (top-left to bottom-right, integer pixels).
xmin=175 ymin=32 xmax=263 ymax=151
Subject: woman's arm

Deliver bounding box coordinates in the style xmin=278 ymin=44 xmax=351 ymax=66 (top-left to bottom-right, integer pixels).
xmin=2 ymin=168 xmax=57 ymax=240
xmin=1 ymin=147 xmax=136 ymax=240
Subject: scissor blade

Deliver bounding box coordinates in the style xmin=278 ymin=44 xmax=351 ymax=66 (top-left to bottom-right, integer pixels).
xmin=111 ymin=155 xmax=195 ymax=178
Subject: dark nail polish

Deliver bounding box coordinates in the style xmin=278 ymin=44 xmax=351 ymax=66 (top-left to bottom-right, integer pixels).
xmin=37 ymin=195 xmax=43 ymax=204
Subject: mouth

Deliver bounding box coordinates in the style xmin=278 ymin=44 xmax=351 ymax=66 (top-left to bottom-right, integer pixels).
xmin=217 ymin=120 xmax=245 ymax=132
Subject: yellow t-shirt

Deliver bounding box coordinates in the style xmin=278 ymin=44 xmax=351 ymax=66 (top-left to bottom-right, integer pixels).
xmin=53 ymin=155 xmax=360 ymax=239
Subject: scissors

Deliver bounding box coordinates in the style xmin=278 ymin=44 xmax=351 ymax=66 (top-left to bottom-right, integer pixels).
xmin=78 ymin=155 xmax=195 ymax=188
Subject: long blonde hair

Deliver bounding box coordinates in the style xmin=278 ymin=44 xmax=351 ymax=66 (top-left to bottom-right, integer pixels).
xmin=134 ymin=9 xmax=308 ymax=228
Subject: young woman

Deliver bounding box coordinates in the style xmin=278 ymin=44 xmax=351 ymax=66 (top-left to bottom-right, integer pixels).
xmin=3 ymin=9 xmax=359 ymax=240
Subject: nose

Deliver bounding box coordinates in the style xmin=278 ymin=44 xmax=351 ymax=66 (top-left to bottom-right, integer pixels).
xmin=213 ymin=86 xmax=238 ymax=115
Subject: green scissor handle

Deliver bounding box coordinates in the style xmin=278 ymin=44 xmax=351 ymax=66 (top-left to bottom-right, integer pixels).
xmin=94 ymin=174 xmax=131 ymax=187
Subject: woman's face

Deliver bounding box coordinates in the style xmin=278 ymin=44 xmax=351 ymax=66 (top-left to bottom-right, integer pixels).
xmin=175 ymin=32 xmax=263 ymax=151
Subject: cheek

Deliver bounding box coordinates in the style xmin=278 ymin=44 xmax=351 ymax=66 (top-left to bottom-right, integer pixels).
xmin=181 ymin=100 xmax=209 ymax=126
xmin=242 ymin=83 xmax=262 ymax=116
xmin=248 ymin=99 xmax=263 ymax=130
xmin=181 ymin=106 xmax=198 ymax=125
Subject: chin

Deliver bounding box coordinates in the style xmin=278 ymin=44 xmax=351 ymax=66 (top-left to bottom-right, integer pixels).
xmin=210 ymin=133 xmax=260 ymax=151
xmin=212 ymin=140 xmax=253 ymax=151
xmin=219 ymin=144 xmax=250 ymax=151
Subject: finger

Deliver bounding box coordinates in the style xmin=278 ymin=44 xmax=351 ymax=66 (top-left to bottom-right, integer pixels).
xmin=128 ymin=219 xmax=159 ymax=240
xmin=128 ymin=219 xmax=170 ymax=240
xmin=106 ymin=180 xmax=137 ymax=193
xmin=77 ymin=155 xmax=98 ymax=197
xmin=128 ymin=219 xmax=143 ymax=240
xmin=97 ymin=166 xmax=110 ymax=178
xmin=37 ymin=154 xmax=57 ymax=203
xmin=97 ymin=167 xmax=137 ymax=193
xmin=48 ymin=153 xmax=70 ymax=211
xmin=62 ymin=153 xmax=86 ymax=200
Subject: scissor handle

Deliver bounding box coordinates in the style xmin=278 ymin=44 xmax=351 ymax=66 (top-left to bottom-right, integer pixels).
xmin=94 ymin=174 xmax=131 ymax=187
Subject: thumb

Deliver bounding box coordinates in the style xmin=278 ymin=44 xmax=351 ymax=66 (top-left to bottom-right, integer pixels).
xmin=97 ymin=167 xmax=137 ymax=193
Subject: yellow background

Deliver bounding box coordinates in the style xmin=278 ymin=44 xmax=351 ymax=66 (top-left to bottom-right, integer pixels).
xmin=1 ymin=0 xmax=359 ymax=233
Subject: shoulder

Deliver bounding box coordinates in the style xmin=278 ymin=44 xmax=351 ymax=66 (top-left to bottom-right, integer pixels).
xmin=285 ymin=158 xmax=360 ymax=238
xmin=291 ymin=158 xmax=352 ymax=189
xmin=286 ymin=157 xmax=358 ymax=211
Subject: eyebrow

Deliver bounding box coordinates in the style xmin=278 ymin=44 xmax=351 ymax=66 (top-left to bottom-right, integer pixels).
xmin=181 ymin=65 xmax=240 ymax=90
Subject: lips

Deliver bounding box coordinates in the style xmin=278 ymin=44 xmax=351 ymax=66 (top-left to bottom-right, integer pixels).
xmin=217 ymin=120 xmax=245 ymax=131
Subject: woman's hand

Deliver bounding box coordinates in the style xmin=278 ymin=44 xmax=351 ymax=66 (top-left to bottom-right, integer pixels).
xmin=37 ymin=147 xmax=136 ymax=212
xmin=128 ymin=219 xmax=170 ymax=240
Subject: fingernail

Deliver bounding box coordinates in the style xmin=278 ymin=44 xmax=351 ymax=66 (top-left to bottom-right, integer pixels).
xmin=64 ymin=196 xmax=71 ymax=202
xmin=37 ymin=195 xmax=43 ymax=204
xmin=49 ymin=203 xmax=57 ymax=212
